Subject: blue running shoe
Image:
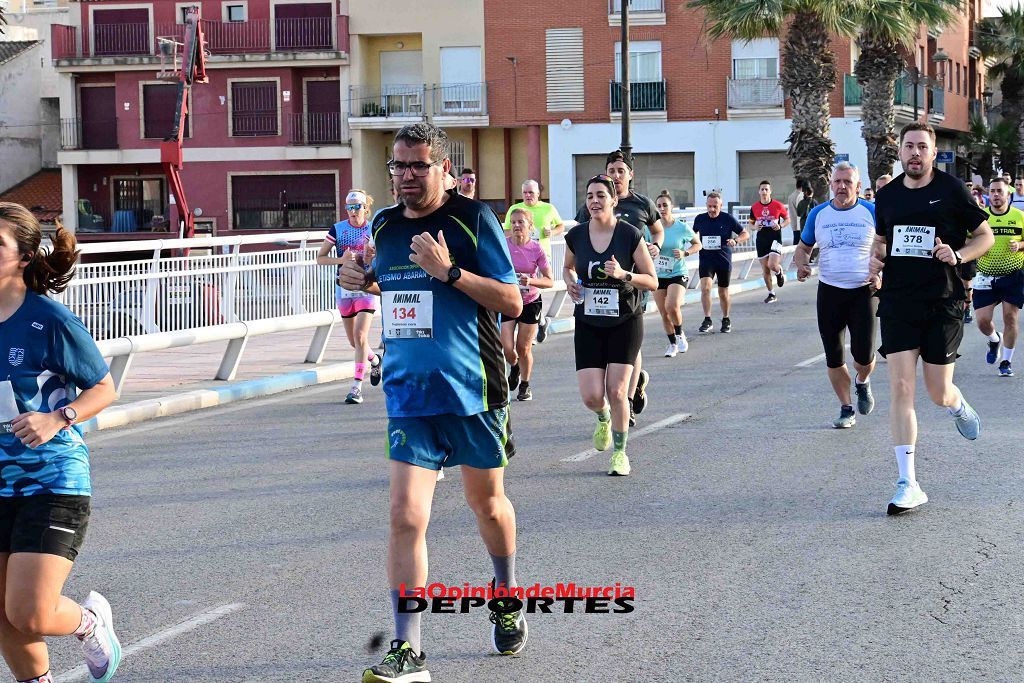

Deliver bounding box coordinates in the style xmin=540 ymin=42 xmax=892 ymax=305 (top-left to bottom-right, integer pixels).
xmin=952 ymin=397 xmax=981 ymax=440
xmin=986 ymin=333 xmax=1002 ymax=365
xmin=999 ymin=360 xmax=1014 ymax=377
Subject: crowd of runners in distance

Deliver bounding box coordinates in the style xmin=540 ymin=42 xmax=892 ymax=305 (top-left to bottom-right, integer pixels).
xmin=1 ymin=116 xmax=1020 ymax=683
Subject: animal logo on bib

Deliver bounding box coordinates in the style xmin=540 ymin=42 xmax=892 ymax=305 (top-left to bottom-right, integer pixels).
xmin=7 ymin=348 xmax=24 ymax=367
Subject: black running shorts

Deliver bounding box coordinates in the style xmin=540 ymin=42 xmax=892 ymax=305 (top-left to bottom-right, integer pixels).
xmin=657 ymin=275 xmax=687 ymax=290
xmin=756 ymin=231 xmax=784 ymax=259
xmin=698 ymin=261 xmax=732 ymax=287
xmin=574 ymin=316 xmax=643 ymax=370
xmin=878 ymin=298 xmax=964 ymax=365
xmin=0 ymin=494 xmax=90 ymax=561
xmin=817 ymin=282 xmax=877 ymax=368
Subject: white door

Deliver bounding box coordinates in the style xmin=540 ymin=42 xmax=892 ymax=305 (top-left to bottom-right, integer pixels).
xmin=439 ymin=46 xmax=482 ymax=112
xmin=380 ymin=50 xmax=423 ymax=115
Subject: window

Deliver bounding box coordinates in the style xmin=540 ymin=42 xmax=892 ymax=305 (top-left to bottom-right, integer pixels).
xmin=226 ymin=3 xmax=246 ymax=22
xmin=112 ymin=178 xmax=167 ymax=231
xmin=614 ymin=41 xmax=662 ymax=82
xmin=955 ymin=62 xmax=961 ymax=94
xmin=573 ymin=152 xmax=695 ymax=209
xmin=439 ymin=47 xmax=483 ymax=113
xmin=449 ymin=140 xmax=466 ymax=175
xmin=731 ymin=38 xmax=778 ymax=80
xmin=546 ymin=28 xmax=584 ymax=112
xmin=230 ymin=80 xmax=278 ymax=136
xmin=738 ymin=152 xmax=791 ymax=207
xmin=231 ymin=174 xmax=336 ymax=230
xmin=142 ymin=83 xmax=190 ymax=139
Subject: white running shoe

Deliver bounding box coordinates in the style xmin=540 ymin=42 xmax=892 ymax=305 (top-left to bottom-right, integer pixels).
xmin=887 ymin=478 xmax=928 ymax=515
xmin=677 ymin=336 xmax=689 ymax=353
xmin=664 ymin=343 xmax=678 ymax=358
xmin=80 ymin=591 xmax=121 ymax=683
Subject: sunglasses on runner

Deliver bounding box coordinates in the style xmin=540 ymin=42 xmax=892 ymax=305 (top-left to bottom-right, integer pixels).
xmin=346 ymin=204 xmax=364 ymax=211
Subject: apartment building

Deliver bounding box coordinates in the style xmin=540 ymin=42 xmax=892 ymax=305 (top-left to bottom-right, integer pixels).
xmin=484 ymin=0 xmax=990 ymax=214
xmin=52 ymin=0 xmax=350 ymax=239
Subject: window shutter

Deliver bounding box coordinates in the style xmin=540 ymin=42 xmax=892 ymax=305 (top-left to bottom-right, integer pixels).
xmin=546 ymin=28 xmax=584 ymax=112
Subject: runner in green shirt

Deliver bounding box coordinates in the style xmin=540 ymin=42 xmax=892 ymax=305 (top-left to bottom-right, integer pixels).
xmin=503 ymin=179 xmax=564 ymax=257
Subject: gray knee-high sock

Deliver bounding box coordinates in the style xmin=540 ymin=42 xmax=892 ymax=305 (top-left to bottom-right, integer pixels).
xmin=390 ymin=589 xmax=422 ymax=654
xmin=490 ymin=551 xmax=518 ymax=590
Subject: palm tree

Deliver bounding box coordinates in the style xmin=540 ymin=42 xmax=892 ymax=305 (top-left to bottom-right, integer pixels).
xmin=688 ymin=0 xmax=861 ymax=199
xmin=958 ymin=116 xmax=1018 ymax=183
xmin=980 ymin=3 xmax=1024 ymax=175
xmin=854 ymin=0 xmax=959 ymax=187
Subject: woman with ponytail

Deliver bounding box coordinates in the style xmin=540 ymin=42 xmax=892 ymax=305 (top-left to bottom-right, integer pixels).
xmin=0 ymin=203 xmax=119 ymax=683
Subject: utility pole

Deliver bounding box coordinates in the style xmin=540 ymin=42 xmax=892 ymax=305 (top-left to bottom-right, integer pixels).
xmin=620 ymin=0 xmax=632 ymax=163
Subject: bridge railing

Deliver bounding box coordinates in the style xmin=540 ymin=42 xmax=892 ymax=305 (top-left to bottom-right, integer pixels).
xmin=59 ymin=230 xmax=797 ymax=395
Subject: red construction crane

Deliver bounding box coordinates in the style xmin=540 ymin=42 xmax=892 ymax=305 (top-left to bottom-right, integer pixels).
xmin=159 ymin=5 xmax=208 ymax=239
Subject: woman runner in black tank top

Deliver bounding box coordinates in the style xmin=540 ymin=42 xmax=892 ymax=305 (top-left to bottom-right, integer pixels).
xmin=563 ymin=175 xmax=657 ymax=476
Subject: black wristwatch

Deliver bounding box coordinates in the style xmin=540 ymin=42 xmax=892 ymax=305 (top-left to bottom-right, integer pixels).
xmin=444 ymin=266 xmax=462 ymax=286
xmin=624 ymin=272 xmax=633 ymax=283
xmin=954 ymin=250 xmax=964 ymax=266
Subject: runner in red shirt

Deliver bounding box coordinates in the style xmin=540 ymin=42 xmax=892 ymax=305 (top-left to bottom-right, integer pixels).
xmin=749 ymin=180 xmax=789 ymax=302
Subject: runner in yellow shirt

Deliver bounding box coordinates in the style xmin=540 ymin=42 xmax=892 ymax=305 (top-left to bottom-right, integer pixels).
xmin=972 ymin=177 xmax=1024 ymax=377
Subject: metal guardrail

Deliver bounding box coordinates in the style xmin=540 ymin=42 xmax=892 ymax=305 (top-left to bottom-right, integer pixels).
xmin=609 ymin=80 xmax=666 ymax=112
xmin=609 ymin=0 xmax=664 ymax=11
xmin=57 ymin=232 xmax=337 ymax=393
xmin=65 ymin=226 xmax=795 ymax=395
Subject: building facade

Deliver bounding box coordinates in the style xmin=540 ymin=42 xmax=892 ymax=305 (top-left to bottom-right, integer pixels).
xmin=484 ymin=0 xmax=990 ymax=215
xmin=52 ymin=0 xmax=350 ymax=239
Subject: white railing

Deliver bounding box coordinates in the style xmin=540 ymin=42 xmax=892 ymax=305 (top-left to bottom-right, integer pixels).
xmin=56 ymin=232 xmax=337 ymax=393
xmin=63 ymin=230 xmax=799 ymax=396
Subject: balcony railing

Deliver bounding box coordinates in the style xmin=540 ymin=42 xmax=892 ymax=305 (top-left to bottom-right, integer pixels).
xmin=609 ymin=80 xmax=666 ymax=112
xmin=61 ymin=118 xmax=118 ymax=150
xmin=844 ymin=73 xmax=861 ymax=106
xmin=969 ymin=97 xmax=983 ymax=121
xmin=727 ymin=78 xmax=784 ymax=108
xmin=609 ymin=0 xmax=665 ymax=12
xmin=433 ymin=82 xmax=488 ymax=115
xmin=53 ymin=15 xmax=347 ymax=60
xmin=929 ymin=86 xmax=944 ymax=115
xmin=349 ymin=84 xmax=426 ymax=118
xmin=94 ymin=22 xmax=150 ymax=56
xmin=288 ymin=112 xmax=348 ymax=145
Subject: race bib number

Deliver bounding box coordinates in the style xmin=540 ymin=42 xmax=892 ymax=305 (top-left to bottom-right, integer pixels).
xmin=0 ymin=381 xmax=20 ymax=422
xmin=973 ymin=273 xmax=994 ymax=291
xmin=383 ymin=291 xmax=433 ymax=339
xmin=655 ymin=256 xmax=676 ymax=273
xmin=584 ymin=287 xmax=619 ymax=317
xmin=704 ymin=236 xmax=722 ymax=250
xmin=337 ymin=285 xmax=369 ymax=300
xmin=771 ymin=241 xmax=783 ymax=255
xmin=892 ymin=225 xmax=936 ymax=258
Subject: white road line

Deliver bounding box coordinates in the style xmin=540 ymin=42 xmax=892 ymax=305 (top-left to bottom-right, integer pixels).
xmin=795 ymin=345 xmax=849 ymax=368
xmin=56 ymin=602 xmax=245 ymax=682
xmin=561 ymin=413 xmax=691 ymax=462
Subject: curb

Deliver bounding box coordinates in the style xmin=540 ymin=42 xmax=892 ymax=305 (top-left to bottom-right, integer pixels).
xmin=85 ymin=268 xmax=804 ymax=432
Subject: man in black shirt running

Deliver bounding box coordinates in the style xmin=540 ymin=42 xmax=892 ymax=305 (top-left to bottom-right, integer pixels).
xmin=870 ymin=122 xmax=993 ymax=515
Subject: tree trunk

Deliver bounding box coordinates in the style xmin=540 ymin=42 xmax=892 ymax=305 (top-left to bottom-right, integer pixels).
xmin=998 ymin=72 xmax=1023 ymax=175
xmin=855 ymin=33 xmax=904 ymax=188
xmin=781 ymin=11 xmax=837 ymax=202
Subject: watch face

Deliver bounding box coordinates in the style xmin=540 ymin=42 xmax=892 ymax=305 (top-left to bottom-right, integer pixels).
xmin=63 ymin=406 xmax=78 ymax=421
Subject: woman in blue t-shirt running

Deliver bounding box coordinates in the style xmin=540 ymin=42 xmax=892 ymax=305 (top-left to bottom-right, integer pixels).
xmin=0 ymin=203 xmax=120 ymax=683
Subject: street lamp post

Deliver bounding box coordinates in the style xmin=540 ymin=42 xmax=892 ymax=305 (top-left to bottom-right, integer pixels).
xmin=909 ymin=48 xmax=949 ymax=121
xmin=620 ymin=0 xmax=632 ymax=163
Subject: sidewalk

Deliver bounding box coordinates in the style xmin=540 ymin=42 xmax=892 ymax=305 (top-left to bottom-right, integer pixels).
xmin=84 ymin=268 xmax=804 ymax=431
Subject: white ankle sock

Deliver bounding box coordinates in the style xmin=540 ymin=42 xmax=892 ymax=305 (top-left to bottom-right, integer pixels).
xmin=985 ymin=330 xmax=1000 ymax=343
xmin=1002 ymin=347 xmax=1015 ymax=362
xmin=895 ymin=445 xmax=916 ymax=483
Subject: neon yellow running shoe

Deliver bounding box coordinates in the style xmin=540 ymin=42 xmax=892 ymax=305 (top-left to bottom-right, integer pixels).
xmin=608 ymin=450 xmax=631 ymax=476
xmin=593 ymin=418 xmax=612 ymax=451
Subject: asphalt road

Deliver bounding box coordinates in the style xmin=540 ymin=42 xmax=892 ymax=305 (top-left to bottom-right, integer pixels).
xmin=46 ymin=277 xmax=1024 ymax=682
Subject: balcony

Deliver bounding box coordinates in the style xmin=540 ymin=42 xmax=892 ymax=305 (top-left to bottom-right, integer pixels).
xmin=727 ymin=78 xmax=784 ymax=118
xmin=608 ymin=0 xmax=665 ymax=25
xmin=928 ymin=86 xmax=944 ymax=121
xmin=844 ymin=73 xmax=931 ymax=122
xmin=349 ymin=83 xmax=491 ymax=129
xmin=609 ymin=80 xmax=667 ymax=117
xmin=51 ymin=15 xmax=348 ymax=63
xmin=288 ymin=112 xmax=349 ymax=146
xmin=61 ymin=118 xmax=117 ymax=150
xmin=969 ymin=97 xmax=983 ymax=121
